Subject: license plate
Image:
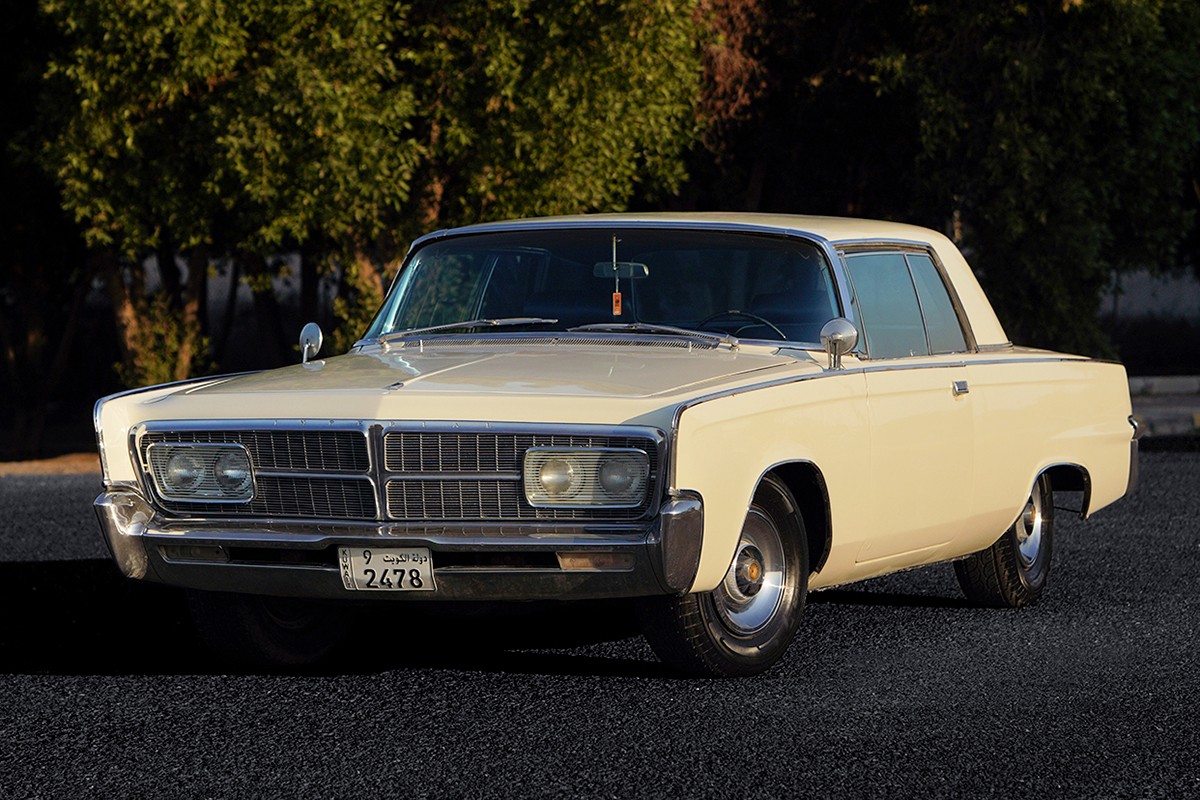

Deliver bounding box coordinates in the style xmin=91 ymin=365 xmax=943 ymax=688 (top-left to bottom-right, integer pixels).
xmin=338 ymin=547 xmax=436 ymax=592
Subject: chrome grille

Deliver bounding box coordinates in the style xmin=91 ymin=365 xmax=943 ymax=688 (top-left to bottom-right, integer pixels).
xmin=154 ymin=476 xmax=377 ymax=519
xmin=385 ymin=480 xmax=646 ymax=521
xmin=139 ymin=424 xmax=659 ymax=522
xmin=384 ymin=431 xmax=658 ymax=521
xmin=140 ymin=429 xmax=368 ymax=472
xmin=385 ymin=432 xmax=655 ymax=473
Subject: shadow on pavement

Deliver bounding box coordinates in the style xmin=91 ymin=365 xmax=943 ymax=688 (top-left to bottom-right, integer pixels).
xmin=0 ymin=560 xmax=667 ymax=678
xmin=808 ymin=587 xmax=973 ymax=610
xmin=1 ymin=560 xmax=970 ymax=677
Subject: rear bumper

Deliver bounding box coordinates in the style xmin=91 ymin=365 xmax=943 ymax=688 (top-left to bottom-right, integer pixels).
xmin=1127 ymin=415 xmax=1143 ymax=496
xmin=95 ymin=488 xmax=703 ymax=601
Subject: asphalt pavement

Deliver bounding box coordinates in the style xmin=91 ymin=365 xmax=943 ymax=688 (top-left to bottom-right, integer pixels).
xmin=0 ymin=453 xmax=1197 ymax=799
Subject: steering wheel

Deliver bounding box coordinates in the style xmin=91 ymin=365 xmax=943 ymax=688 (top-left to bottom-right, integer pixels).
xmin=697 ymin=310 xmax=787 ymax=341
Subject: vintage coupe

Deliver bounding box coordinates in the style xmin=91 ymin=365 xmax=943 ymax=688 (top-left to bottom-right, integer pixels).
xmin=94 ymin=214 xmax=1138 ymax=676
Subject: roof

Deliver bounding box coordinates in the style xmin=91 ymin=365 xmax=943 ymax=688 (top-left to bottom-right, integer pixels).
xmin=436 ymin=212 xmax=950 ymax=247
xmin=410 ymin=211 xmax=1010 ymax=348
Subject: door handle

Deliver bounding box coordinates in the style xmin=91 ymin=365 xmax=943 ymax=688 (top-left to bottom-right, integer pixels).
xmin=952 ymin=380 xmax=970 ymax=396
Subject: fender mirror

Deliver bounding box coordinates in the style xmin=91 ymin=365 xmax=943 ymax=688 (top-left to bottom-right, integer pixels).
xmin=299 ymin=322 xmax=323 ymax=364
xmin=819 ymin=317 xmax=859 ymax=370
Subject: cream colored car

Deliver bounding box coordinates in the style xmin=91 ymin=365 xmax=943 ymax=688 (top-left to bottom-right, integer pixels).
xmin=93 ymin=213 xmax=1138 ymax=676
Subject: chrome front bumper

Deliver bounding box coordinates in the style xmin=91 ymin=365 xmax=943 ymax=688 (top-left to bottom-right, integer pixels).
xmin=95 ymin=488 xmax=703 ymax=601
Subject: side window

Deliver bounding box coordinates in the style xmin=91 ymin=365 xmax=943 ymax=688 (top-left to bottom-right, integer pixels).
xmin=906 ymin=254 xmax=967 ymax=354
xmin=843 ymin=253 xmax=928 ymax=358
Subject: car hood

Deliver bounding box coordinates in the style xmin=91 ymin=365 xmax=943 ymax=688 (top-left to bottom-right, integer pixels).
xmin=120 ymin=341 xmax=820 ymax=429
xmin=198 ymin=343 xmax=804 ymax=399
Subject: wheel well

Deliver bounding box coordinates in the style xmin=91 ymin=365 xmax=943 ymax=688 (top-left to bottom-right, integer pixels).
xmin=765 ymin=462 xmax=832 ymax=573
xmin=1042 ymin=463 xmax=1092 ymax=518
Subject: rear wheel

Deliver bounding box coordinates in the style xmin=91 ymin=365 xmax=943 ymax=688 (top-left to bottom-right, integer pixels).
xmin=638 ymin=475 xmax=808 ymax=677
xmin=955 ymin=473 xmax=1054 ymax=608
xmin=187 ymin=591 xmax=346 ymax=667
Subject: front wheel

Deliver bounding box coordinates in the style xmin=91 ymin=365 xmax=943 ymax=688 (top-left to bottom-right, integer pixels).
xmin=954 ymin=473 xmax=1055 ymax=608
xmin=637 ymin=475 xmax=808 ymax=677
xmin=187 ymin=591 xmax=347 ymax=667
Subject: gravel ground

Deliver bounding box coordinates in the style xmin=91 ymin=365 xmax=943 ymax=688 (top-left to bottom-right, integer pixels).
xmin=0 ymin=453 xmax=1197 ymax=798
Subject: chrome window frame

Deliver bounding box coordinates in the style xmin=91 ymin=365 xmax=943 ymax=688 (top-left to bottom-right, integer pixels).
xmin=357 ymin=221 xmax=856 ymax=352
xmin=834 ymin=240 xmax=979 ymax=359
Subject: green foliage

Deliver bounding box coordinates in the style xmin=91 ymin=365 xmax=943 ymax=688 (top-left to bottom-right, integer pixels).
xmin=42 ymin=0 xmax=419 ymax=256
xmin=398 ymin=0 xmax=703 ymax=237
xmin=905 ymin=0 xmax=1200 ymax=353
xmin=114 ymin=291 xmax=209 ymax=386
xmin=686 ymin=0 xmax=1200 ymax=355
xmin=40 ymin=0 xmax=705 ymax=373
xmin=329 ymin=255 xmax=392 ymax=354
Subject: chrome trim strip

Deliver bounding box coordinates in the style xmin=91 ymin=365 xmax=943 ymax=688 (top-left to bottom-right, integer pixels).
xmin=409 ymin=218 xmax=838 ymax=249
xmin=666 ymin=354 xmax=1095 ymax=484
xmin=830 ymin=236 xmax=936 ymax=249
xmin=384 ymin=471 xmax=522 ymax=481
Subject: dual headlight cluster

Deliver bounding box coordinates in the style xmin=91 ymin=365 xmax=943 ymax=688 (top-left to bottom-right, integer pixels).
xmin=146 ymin=443 xmax=255 ymax=502
xmin=145 ymin=442 xmax=649 ymax=509
xmin=522 ymin=448 xmax=650 ymax=508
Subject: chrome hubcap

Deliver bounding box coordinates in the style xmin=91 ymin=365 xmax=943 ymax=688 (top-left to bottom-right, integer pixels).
xmin=1014 ymin=489 xmax=1044 ymax=567
xmin=714 ymin=510 xmax=786 ymax=635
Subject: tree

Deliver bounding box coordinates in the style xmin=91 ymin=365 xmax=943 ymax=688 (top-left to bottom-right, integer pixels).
xmin=398 ymin=0 xmax=701 ymax=236
xmin=43 ymin=0 xmax=705 ymax=376
xmin=907 ymin=0 xmax=1200 ymax=353
xmin=0 ymin=0 xmax=90 ymax=458
xmin=685 ymin=0 xmax=1200 ymax=354
xmin=42 ymin=0 xmax=421 ymax=380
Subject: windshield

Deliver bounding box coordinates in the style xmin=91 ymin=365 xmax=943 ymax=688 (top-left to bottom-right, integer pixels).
xmin=365 ymin=228 xmax=839 ymax=343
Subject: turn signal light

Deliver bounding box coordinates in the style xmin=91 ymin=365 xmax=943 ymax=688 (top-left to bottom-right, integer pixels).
xmin=556 ymin=552 xmax=635 ymax=571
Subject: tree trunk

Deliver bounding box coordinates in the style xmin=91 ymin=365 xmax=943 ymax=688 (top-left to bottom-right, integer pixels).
xmin=100 ymin=251 xmax=141 ymax=367
xmin=242 ymin=253 xmax=290 ymax=366
xmin=211 ymin=256 xmax=241 ymax=366
xmin=300 ymin=248 xmax=319 ymax=326
xmin=174 ymin=248 xmax=209 ymax=381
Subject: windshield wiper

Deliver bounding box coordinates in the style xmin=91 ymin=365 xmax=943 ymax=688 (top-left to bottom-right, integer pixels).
xmin=379 ymin=317 xmax=559 ymax=341
xmin=568 ymin=322 xmax=738 ymax=348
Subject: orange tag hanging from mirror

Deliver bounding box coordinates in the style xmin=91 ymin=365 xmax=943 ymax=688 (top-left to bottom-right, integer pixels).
xmin=612 ymin=292 xmax=622 ymax=316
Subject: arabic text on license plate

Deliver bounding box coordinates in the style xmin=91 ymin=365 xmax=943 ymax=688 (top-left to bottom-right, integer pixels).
xmin=339 ymin=547 xmax=436 ymax=591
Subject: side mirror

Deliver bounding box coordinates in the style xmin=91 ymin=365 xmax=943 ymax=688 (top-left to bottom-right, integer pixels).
xmin=299 ymin=322 xmax=323 ymax=364
xmin=819 ymin=317 xmax=859 ymax=370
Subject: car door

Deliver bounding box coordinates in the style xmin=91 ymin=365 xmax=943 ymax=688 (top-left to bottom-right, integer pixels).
xmin=842 ymin=250 xmax=975 ymax=568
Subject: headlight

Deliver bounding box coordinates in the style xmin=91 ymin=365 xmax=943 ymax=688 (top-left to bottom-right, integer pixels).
xmin=146 ymin=443 xmax=256 ymax=502
xmin=523 ymin=448 xmax=649 ymax=508
xmin=165 ymin=451 xmax=206 ymax=492
xmin=598 ymin=453 xmax=648 ymax=502
xmin=214 ymin=450 xmax=253 ymax=494
xmin=538 ymin=458 xmax=578 ymax=497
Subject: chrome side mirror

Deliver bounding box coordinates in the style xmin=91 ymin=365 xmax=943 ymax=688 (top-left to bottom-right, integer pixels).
xmin=819 ymin=317 xmax=859 ymax=370
xmin=299 ymin=322 xmax=323 ymax=364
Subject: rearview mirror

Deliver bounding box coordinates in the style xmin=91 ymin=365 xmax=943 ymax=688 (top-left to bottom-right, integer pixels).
xmin=593 ymin=262 xmax=650 ymax=279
